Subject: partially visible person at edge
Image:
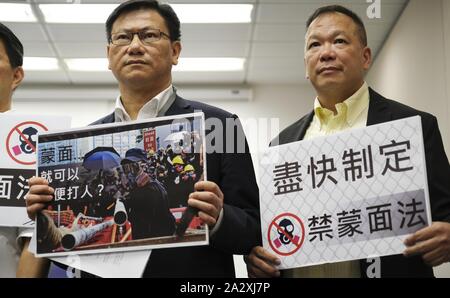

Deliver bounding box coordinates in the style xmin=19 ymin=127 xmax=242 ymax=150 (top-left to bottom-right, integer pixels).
xmin=0 ymin=22 xmax=50 ymax=278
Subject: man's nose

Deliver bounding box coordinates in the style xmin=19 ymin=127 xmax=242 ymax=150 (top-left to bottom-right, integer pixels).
xmin=319 ymin=43 xmax=336 ymax=62
xmin=128 ymin=34 xmax=145 ymax=53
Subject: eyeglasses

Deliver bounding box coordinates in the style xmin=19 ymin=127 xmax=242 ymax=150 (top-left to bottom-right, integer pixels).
xmin=110 ymin=29 xmax=171 ymax=46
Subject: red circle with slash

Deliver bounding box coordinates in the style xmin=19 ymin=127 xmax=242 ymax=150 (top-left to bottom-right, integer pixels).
xmin=268 ymin=213 xmax=305 ymax=256
xmin=6 ymin=121 xmax=48 ymax=165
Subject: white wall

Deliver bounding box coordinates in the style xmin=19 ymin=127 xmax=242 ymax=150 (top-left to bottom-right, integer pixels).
xmin=205 ymin=84 xmax=315 ymax=176
xmin=367 ymin=0 xmax=450 ymax=277
xmin=366 ymin=0 xmax=450 ymax=153
xmin=12 ymin=99 xmax=115 ymax=128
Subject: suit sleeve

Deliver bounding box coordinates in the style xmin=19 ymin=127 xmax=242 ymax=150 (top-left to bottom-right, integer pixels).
xmin=209 ymin=115 xmax=262 ymax=254
xmin=422 ymin=115 xmax=450 ymax=222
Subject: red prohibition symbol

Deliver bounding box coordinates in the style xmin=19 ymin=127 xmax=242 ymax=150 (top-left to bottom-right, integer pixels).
xmin=268 ymin=212 xmax=305 ymax=256
xmin=6 ymin=121 xmax=48 ymax=166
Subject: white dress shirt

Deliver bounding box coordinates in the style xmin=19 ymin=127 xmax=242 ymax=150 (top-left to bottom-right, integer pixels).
xmin=114 ymin=84 xmax=174 ymax=122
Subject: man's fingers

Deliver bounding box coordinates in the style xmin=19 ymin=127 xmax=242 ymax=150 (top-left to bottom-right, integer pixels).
xmin=194 ymin=181 xmax=223 ymax=198
xmin=405 ymin=223 xmax=447 ymax=246
xmin=190 ymin=183 xmax=224 ymax=224
xmin=253 ymin=246 xmax=281 ymax=265
xmin=28 ymin=177 xmax=49 ymax=186
xmin=248 ymin=246 xmax=281 ymax=277
xmin=189 ymin=197 xmax=218 ymax=213
xmin=247 ymin=250 xmax=280 ymax=277
xmin=404 ymin=237 xmax=440 ymax=257
xmin=247 ymin=263 xmax=277 ymax=278
xmin=197 ymin=211 xmax=216 ymax=227
xmin=422 ymin=248 xmax=443 ymax=265
xmin=28 ymin=184 xmax=54 ymax=196
xmin=25 ymin=194 xmax=53 ymax=205
xmin=190 ymin=191 xmax=220 ymax=206
xmin=25 ymin=184 xmax=53 ymax=220
xmin=426 ymin=254 xmax=447 ymax=267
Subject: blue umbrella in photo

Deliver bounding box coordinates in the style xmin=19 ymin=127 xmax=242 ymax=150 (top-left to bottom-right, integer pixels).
xmin=82 ymin=147 xmax=121 ymax=171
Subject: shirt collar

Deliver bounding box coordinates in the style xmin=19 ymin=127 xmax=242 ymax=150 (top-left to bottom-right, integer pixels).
xmin=114 ymin=84 xmax=173 ymax=122
xmin=313 ymin=82 xmax=369 ymax=127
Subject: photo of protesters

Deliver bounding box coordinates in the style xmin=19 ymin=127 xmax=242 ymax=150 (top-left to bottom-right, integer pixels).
xmin=35 ymin=114 xmax=206 ymax=256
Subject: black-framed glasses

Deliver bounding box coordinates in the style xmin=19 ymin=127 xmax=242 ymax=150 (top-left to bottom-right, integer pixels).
xmin=110 ymin=29 xmax=171 ymax=46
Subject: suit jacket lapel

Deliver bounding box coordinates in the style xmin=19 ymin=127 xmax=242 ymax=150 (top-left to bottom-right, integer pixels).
xmin=164 ymin=95 xmax=192 ymax=116
xmin=297 ymin=112 xmax=314 ymax=141
xmin=366 ymin=88 xmax=392 ymax=126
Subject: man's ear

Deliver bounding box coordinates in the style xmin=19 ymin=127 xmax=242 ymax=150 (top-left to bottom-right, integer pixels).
xmin=12 ymin=66 xmax=24 ymax=91
xmin=362 ymin=46 xmax=372 ymax=70
xmin=107 ymin=45 xmax=112 ymax=70
xmin=171 ymin=41 xmax=182 ymax=65
xmin=304 ymin=57 xmax=309 ymax=80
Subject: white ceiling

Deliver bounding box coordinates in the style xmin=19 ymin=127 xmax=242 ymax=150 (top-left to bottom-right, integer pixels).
xmin=3 ymin=0 xmax=409 ymax=86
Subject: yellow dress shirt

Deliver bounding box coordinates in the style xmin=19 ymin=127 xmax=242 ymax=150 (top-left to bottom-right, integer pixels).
xmin=304 ymin=82 xmax=370 ymax=139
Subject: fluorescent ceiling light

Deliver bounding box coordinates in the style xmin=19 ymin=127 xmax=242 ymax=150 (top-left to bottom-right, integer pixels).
xmin=0 ymin=3 xmax=36 ymax=22
xmin=23 ymin=57 xmax=59 ymax=71
xmin=171 ymin=4 xmax=253 ymax=23
xmin=39 ymin=4 xmax=118 ymax=23
xmin=64 ymin=58 xmax=244 ymax=72
xmin=174 ymin=58 xmax=245 ymax=72
xmin=38 ymin=4 xmax=252 ymax=24
xmin=65 ymin=58 xmax=108 ymax=72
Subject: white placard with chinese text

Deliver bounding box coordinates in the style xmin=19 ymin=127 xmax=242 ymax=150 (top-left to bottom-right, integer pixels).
xmin=0 ymin=114 xmax=71 ymax=227
xmin=259 ymin=116 xmax=431 ymax=269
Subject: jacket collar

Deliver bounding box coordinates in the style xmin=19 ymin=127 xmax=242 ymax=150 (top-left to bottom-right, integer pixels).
xmin=296 ymin=111 xmax=314 ymax=142
xmin=295 ymin=87 xmax=391 ymax=141
xmin=96 ymin=95 xmax=191 ymax=125
xmin=366 ymin=88 xmax=391 ymax=126
xmin=164 ymin=95 xmax=192 ymax=116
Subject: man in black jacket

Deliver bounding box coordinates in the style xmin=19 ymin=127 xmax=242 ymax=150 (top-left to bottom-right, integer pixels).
xmin=245 ymin=5 xmax=450 ymax=278
xmin=26 ymin=0 xmax=260 ymax=277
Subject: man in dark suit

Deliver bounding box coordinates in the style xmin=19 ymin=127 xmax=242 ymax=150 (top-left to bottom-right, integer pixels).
xmin=245 ymin=5 xmax=450 ymax=278
xmin=26 ymin=0 xmax=260 ymax=277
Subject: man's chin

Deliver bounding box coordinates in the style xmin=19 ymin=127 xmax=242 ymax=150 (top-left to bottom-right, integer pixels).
xmin=314 ymin=79 xmax=343 ymax=89
xmin=121 ymin=76 xmax=154 ymax=87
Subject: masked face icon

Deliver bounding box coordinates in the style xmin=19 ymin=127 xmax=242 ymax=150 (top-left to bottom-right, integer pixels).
xmin=19 ymin=127 xmax=38 ymax=154
xmin=278 ymin=218 xmax=295 ymax=245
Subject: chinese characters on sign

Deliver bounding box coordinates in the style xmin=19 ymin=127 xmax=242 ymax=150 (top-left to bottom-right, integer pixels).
xmin=0 ymin=170 xmax=33 ymax=206
xmin=305 ymin=197 xmax=426 ymax=243
xmin=273 ymin=140 xmax=412 ymax=196
xmin=40 ymin=145 xmax=76 ymax=165
xmin=259 ymin=116 xmax=431 ymax=269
